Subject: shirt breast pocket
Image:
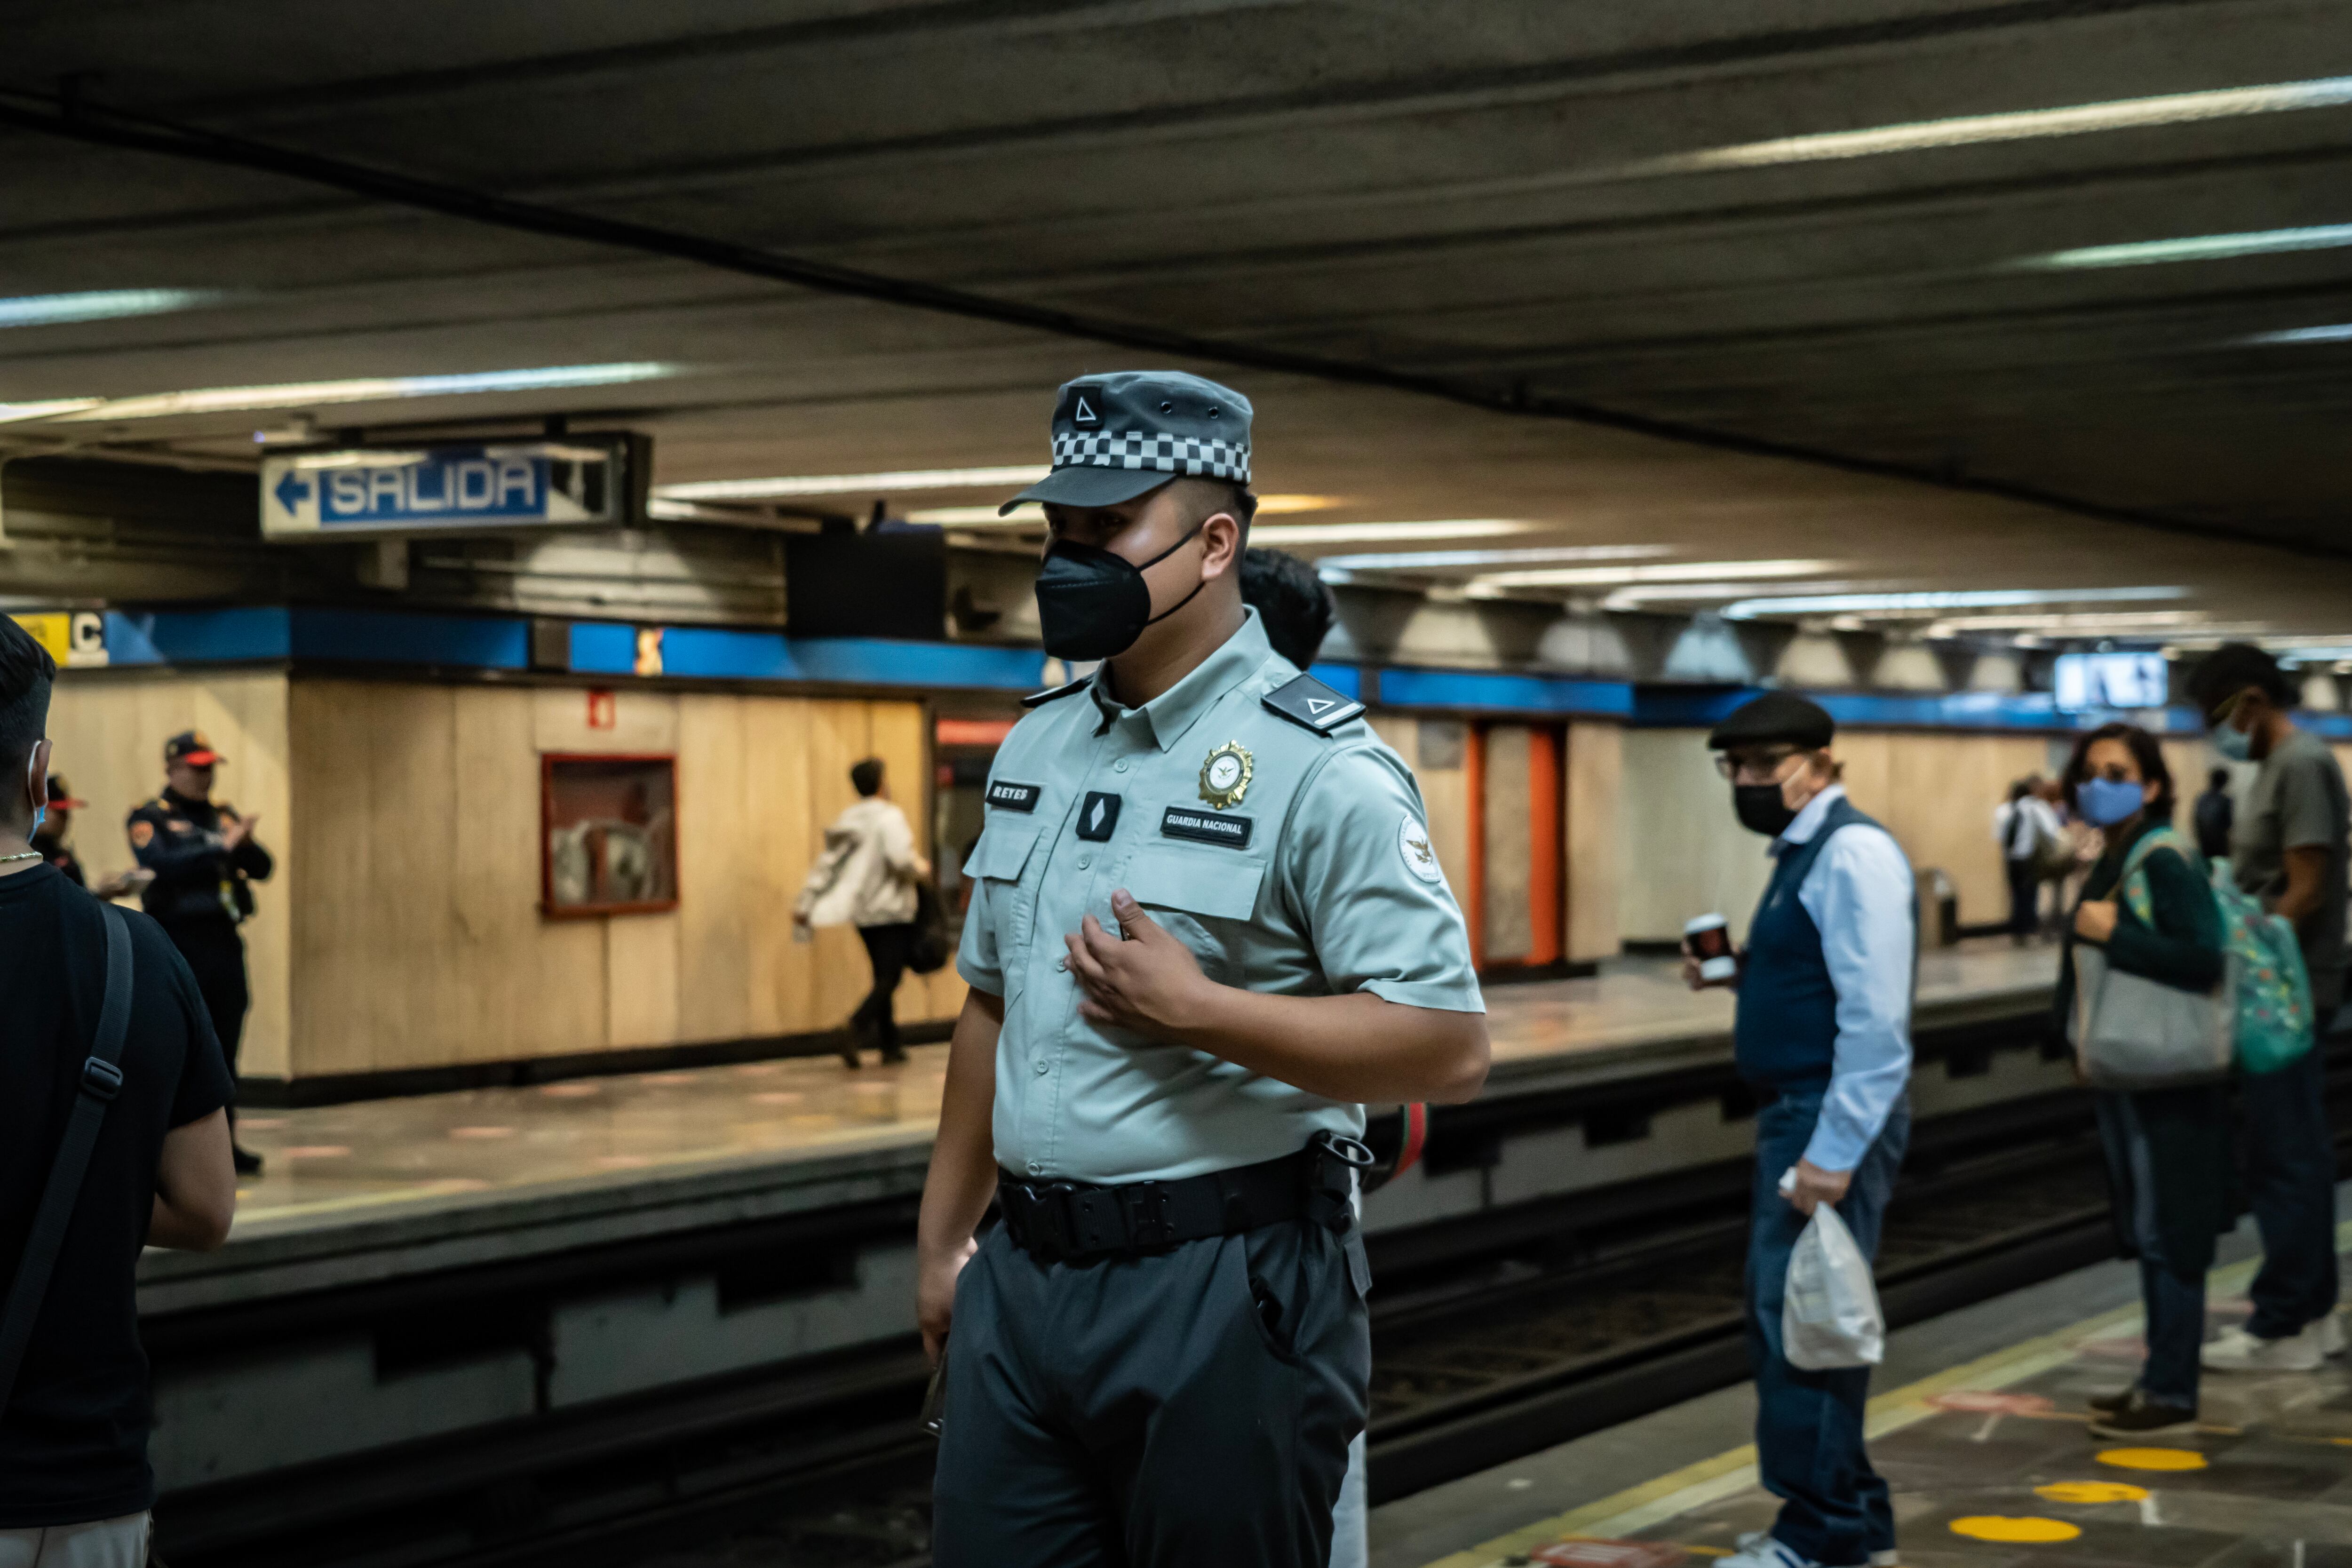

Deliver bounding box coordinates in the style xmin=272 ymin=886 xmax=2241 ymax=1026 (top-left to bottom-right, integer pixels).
xmin=969 ymin=822 xmax=1044 ymax=964
xmin=1127 ymin=846 xmax=1265 ymax=987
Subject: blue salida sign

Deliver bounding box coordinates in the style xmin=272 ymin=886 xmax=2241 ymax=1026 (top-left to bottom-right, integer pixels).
xmin=260 ymin=436 xmax=641 ymax=538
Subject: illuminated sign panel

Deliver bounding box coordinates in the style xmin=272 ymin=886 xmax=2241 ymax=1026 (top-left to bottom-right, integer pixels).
xmin=260 ymin=435 xmax=645 ymax=539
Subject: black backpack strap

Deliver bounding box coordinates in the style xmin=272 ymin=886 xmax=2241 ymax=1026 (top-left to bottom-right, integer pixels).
xmin=0 ymin=901 xmax=135 ymax=1416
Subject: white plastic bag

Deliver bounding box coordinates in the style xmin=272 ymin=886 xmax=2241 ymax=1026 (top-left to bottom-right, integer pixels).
xmin=1781 ymin=1192 xmax=1883 ymax=1370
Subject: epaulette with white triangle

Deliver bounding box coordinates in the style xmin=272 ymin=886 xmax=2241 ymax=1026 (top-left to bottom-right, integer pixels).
xmin=1020 ymin=677 xmax=1093 ymax=709
xmin=1261 ymin=673 xmax=1365 ymax=735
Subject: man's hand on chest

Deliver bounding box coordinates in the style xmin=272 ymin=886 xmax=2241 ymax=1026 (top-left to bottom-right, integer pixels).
xmin=1063 ymin=889 xmax=1216 ymax=1044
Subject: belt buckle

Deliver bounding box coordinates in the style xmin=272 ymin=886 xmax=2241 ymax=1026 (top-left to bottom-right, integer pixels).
xmin=1125 ymin=1181 xmax=1174 ymax=1250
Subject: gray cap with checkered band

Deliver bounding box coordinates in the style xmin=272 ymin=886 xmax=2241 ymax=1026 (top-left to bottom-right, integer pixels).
xmin=999 ymin=370 xmax=1252 ymax=514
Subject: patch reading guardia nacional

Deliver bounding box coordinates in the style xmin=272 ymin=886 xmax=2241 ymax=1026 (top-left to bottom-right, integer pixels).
xmin=1197 ymin=740 xmax=1253 ymax=809
xmin=1398 ymin=816 xmax=1443 ymax=883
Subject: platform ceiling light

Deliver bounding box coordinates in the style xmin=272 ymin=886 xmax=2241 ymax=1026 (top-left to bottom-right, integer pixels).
xmin=659 ymin=465 xmax=1043 ymax=501
xmin=0 ymin=288 xmax=221 ymax=330
xmin=1252 ymin=518 xmax=1544 ymax=546
xmin=27 ymin=362 xmax=679 ymax=424
xmin=1601 ymin=580 xmax=1859 ymax=610
xmin=2021 ymin=223 xmax=2352 ymax=271
xmin=2246 ymin=322 xmax=2352 ymax=345
xmin=1641 ymin=75 xmax=2352 ymax=177
xmin=1722 ymin=586 xmax=2190 ymax=619
xmin=1314 ymin=543 xmax=1671 ymax=573
xmin=1472 ymin=557 xmax=1839 ymax=590
xmin=1924 ymin=610 xmax=2213 ymax=634
xmin=0 ymin=398 xmax=105 ymax=425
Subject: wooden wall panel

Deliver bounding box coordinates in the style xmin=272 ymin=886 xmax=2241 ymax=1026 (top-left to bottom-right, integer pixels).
xmin=44 ymin=670 xmax=293 ymax=1076
xmin=1526 ymin=727 xmax=1562 ymax=966
xmin=283 ymin=679 xmax=947 ymax=1078
xmin=1563 ymin=722 xmax=1622 ymax=963
xmin=1619 ymin=729 xmax=1776 ymax=944
xmin=1622 ymin=726 xmax=2076 ymax=944
xmin=1481 ymin=725 xmax=1534 ymax=963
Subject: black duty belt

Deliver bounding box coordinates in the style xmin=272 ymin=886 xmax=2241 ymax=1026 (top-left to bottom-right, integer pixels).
xmin=998 ymin=1133 xmax=1375 ymax=1265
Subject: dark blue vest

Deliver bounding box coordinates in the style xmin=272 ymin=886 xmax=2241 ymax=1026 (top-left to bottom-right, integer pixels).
xmin=1733 ymin=795 xmax=1896 ymax=1090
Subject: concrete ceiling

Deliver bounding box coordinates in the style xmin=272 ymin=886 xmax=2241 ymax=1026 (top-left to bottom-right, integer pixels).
xmin=4 ymin=0 xmax=2352 ymax=646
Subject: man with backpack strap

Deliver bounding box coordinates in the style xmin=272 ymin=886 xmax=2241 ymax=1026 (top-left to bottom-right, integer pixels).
xmin=0 ymin=616 xmax=237 ymax=1566
xmin=2190 ymin=644 xmax=2348 ymax=1373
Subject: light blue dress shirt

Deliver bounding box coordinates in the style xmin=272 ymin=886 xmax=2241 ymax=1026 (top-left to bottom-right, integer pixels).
xmin=1775 ymin=785 xmax=1915 ymax=1172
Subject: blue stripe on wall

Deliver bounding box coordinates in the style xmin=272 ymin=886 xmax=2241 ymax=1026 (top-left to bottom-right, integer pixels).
xmin=293 ymin=608 xmax=528 ymax=669
xmin=570 ymin=621 xmax=637 ymax=675
xmin=1375 ymin=666 xmax=1636 ymax=717
xmin=572 ymin=624 xmax=1049 ymax=690
xmin=1630 ymin=684 xmax=2209 ymax=735
xmin=1304 ymin=663 xmax=1362 ymax=700
xmin=104 ymin=607 xmax=291 ymax=665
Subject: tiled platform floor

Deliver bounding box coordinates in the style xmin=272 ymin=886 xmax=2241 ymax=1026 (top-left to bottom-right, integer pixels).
xmin=221 ymin=941 xmax=2056 ymax=1240
xmin=1428 ymin=1245 xmax=2352 ymax=1568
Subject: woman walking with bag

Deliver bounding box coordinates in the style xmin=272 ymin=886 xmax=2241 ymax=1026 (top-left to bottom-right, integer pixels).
xmin=2055 ymin=723 xmax=2233 ymax=1440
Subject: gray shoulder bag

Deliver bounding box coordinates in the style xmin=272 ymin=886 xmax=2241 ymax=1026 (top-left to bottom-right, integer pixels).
xmin=0 ymin=901 xmax=135 ymax=1414
xmin=2067 ymin=830 xmax=2234 ymax=1090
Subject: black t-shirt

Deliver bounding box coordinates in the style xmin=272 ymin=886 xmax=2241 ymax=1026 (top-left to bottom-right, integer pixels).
xmin=0 ymin=864 xmax=234 ymax=1527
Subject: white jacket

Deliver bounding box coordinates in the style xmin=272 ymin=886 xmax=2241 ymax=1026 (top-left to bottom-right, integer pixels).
xmin=797 ymin=798 xmax=921 ymax=927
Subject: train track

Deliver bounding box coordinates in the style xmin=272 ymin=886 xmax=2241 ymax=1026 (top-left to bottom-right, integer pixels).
xmin=157 ymin=1040 xmax=2352 ymax=1568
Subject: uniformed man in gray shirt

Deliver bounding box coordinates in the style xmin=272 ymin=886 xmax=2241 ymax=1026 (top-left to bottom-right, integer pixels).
xmin=915 ymin=371 xmax=1490 ymax=1567
xmin=2191 ymin=643 xmax=2346 ymax=1371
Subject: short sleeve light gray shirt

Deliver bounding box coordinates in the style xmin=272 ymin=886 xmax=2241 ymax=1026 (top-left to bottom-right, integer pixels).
xmin=2233 ymin=728 xmax=2351 ymax=1010
xmin=956 ymin=609 xmax=1483 ymax=1184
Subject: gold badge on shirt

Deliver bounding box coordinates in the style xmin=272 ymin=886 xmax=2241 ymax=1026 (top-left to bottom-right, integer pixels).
xmin=1198 ymin=741 xmax=1254 ymax=810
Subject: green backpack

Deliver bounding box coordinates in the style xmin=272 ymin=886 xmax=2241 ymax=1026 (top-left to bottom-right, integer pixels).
xmin=2120 ymin=828 xmax=2315 ymax=1075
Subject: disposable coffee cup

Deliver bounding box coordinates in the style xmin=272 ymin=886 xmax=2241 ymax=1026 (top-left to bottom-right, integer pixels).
xmin=1684 ymin=914 xmax=1737 ymax=982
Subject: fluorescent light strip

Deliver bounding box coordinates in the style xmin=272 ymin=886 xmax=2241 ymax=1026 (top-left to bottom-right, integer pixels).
xmin=660 ymin=465 xmax=1043 ymax=501
xmin=1648 ymin=76 xmax=2352 ymax=176
xmin=1253 ymin=519 xmax=1543 ymax=546
xmin=1724 ymin=586 xmax=2190 ymax=619
xmin=1601 ymin=580 xmax=1860 ymax=610
xmin=2024 ymin=223 xmax=2352 ymax=271
xmin=1315 ymin=543 xmax=1671 ymax=572
xmin=0 ymin=398 xmax=104 ymax=425
xmin=1925 ymin=610 xmax=2211 ymax=633
xmin=2247 ymin=322 xmax=2352 ymax=345
xmin=0 ymin=288 xmax=221 ymax=330
xmin=1475 ymin=558 xmax=1839 ymax=589
xmin=34 ymin=362 xmax=678 ymax=423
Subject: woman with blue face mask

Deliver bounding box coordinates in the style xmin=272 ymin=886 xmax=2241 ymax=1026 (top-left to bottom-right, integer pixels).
xmin=2053 ymin=722 xmax=2232 ymax=1441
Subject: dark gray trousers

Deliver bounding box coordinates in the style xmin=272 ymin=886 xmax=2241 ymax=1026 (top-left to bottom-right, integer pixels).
xmin=932 ymin=1218 xmax=1369 ymax=1568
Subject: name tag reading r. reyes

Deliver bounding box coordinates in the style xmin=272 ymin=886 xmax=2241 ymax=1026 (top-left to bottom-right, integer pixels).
xmin=985 ymin=780 xmax=1043 ymax=812
xmin=1160 ymin=805 xmax=1253 ymax=849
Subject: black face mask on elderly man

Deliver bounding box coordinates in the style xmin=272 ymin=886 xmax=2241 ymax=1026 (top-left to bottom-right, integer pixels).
xmin=1033 ymin=520 xmax=1208 ymax=662
xmin=1733 ymin=782 xmax=1800 ymax=839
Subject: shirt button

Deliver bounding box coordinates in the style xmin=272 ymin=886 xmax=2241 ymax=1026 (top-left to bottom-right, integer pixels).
xmin=1056 ymin=956 xmax=1069 ymax=971
xmin=1115 ymin=759 xmax=1129 ymax=773
xmin=1034 ymin=1058 xmax=1049 ymax=1075
xmin=1026 ymin=1161 xmax=1043 ymax=1175
xmin=1077 ymin=854 xmax=1091 ymax=869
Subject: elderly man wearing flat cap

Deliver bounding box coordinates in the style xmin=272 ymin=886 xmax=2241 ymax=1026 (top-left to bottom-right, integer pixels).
xmin=914 ymin=371 xmax=1489 ymax=1567
xmin=1692 ymin=692 xmax=1915 ymax=1568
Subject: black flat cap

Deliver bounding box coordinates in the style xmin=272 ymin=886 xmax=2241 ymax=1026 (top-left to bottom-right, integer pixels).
xmin=1707 ymin=691 xmax=1834 ymax=750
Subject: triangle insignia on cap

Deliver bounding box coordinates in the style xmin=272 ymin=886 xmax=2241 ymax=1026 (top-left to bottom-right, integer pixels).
xmin=1073 ymin=394 xmax=1099 ymax=426
xmin=1262 ymin=673 xmax=1364 ymax=736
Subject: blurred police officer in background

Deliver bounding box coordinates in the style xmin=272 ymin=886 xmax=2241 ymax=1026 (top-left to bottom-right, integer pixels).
xmin=128 ymin=732 xmax=273 ymax=1176
xmin=33 ymin=775 xmax=151 ymax=901
xmin=917 ymin=372 xmax=1489 ymax=1567
xmin=1692 ymin=692 xmax=1915 ymax=1568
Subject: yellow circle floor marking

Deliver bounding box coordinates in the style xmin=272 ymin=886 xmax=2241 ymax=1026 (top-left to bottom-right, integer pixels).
xmin=2036 ymin=1480 xmax=2150 ymax=1504
xmin=1950 ymin=1516 xmax=2084 ymax=1543
xmin=2096 ymin=1447 xmax=2209 ymax=1472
